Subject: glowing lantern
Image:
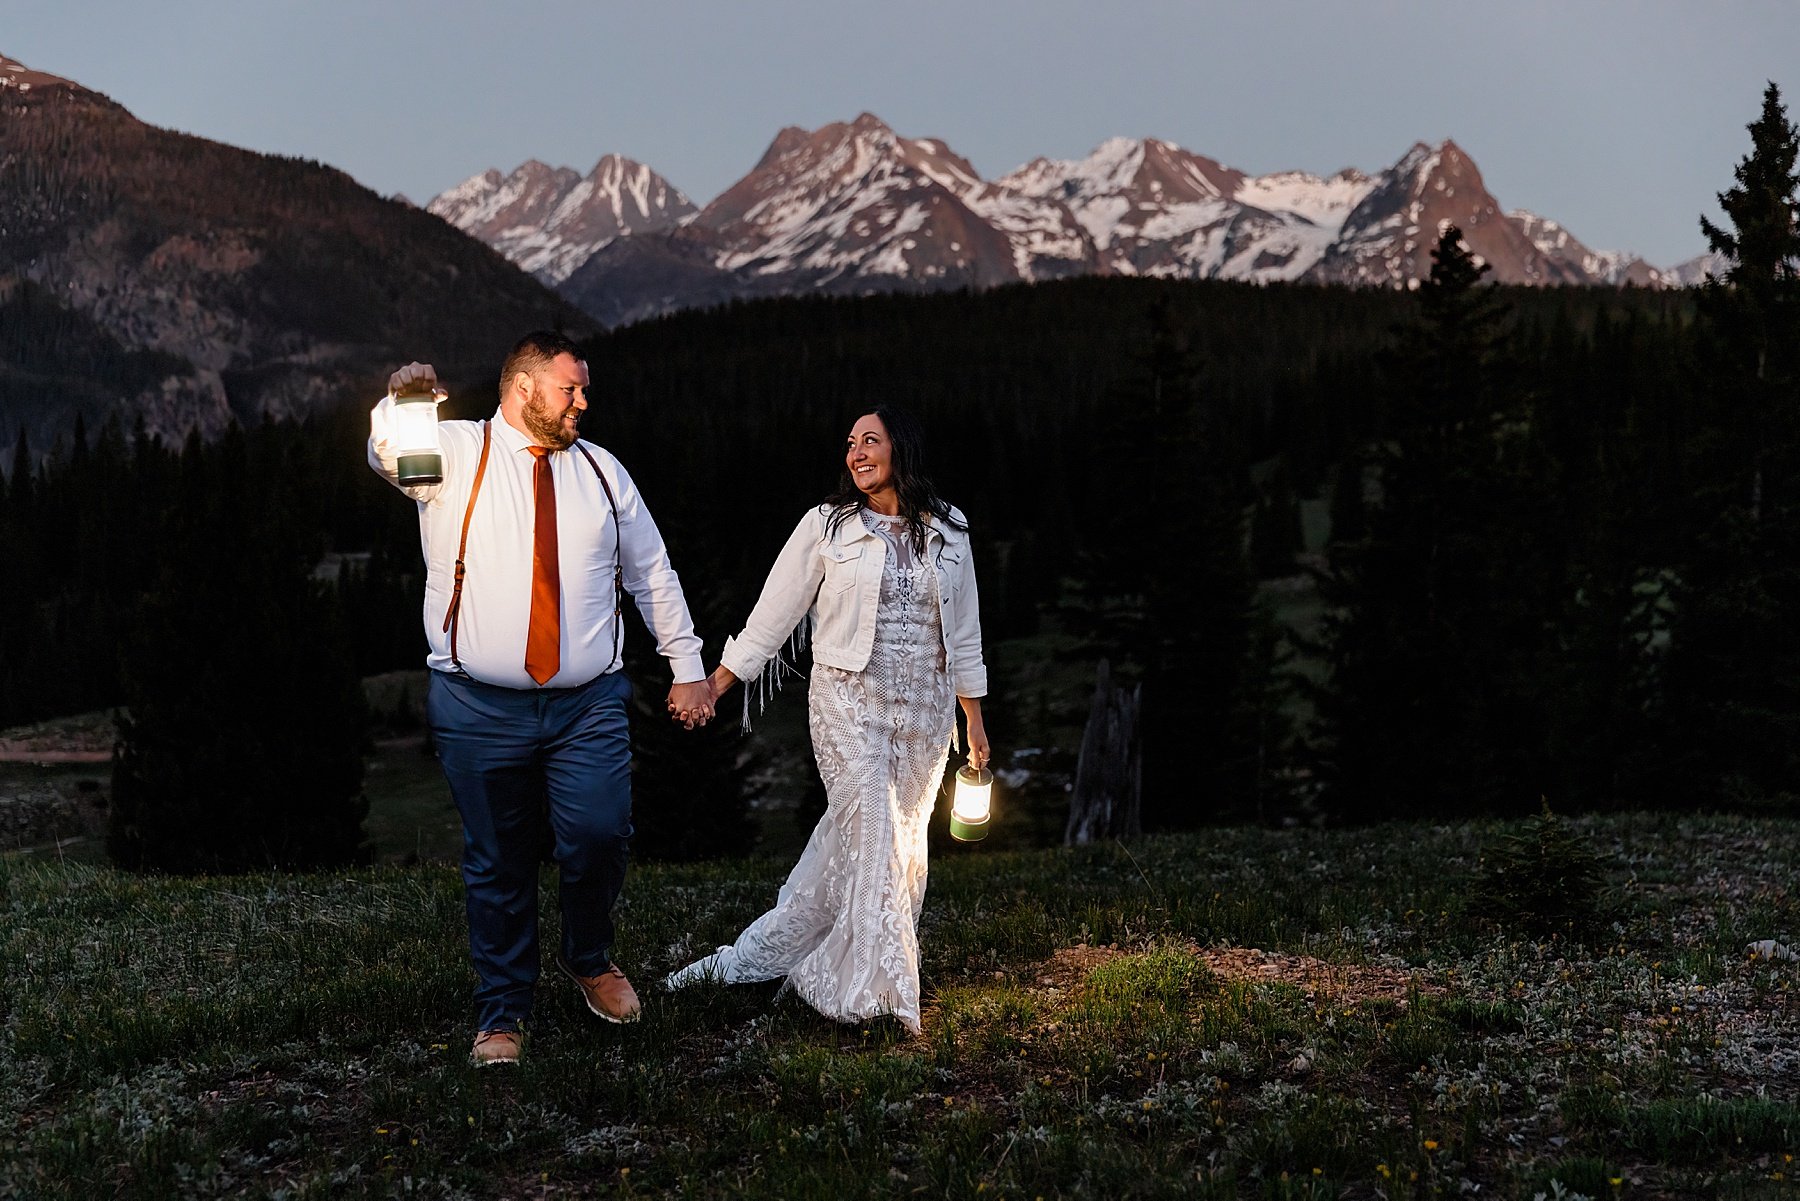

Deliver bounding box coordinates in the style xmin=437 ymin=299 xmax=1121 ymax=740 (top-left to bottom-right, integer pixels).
xmin=949 ymin=763 xmax=993 ymax=842
xmin=391 ymin=379 xmax=448 ymax=486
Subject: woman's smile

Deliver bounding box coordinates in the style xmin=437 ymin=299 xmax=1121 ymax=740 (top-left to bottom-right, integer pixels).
xmin=846 ymin=414 xmax=895 ymax=504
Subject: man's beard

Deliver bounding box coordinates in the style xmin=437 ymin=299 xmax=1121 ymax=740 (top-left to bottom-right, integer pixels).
xmin=523 ymin=394 xmax=579 ymax=449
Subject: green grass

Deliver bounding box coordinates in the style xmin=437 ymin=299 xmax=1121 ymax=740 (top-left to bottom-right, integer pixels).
xmin=3 ymin=814 xmax=1799 ymax=1197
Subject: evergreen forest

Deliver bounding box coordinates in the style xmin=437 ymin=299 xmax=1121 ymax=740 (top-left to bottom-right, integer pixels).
xmin=2 ymin=87 xmax=1796 ymax=872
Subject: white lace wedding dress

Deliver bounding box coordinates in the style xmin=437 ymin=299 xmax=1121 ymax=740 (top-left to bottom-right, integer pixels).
xmin=666 ymin=512 xmax=954 ymax=1032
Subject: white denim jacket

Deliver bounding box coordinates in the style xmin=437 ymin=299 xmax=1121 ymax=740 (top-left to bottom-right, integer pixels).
xmin=720 ymin=504 xmax=988 ymax=699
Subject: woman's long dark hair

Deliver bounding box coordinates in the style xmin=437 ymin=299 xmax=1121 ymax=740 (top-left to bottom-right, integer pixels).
xmin=822 ymin=404 xmax=966 ymax=553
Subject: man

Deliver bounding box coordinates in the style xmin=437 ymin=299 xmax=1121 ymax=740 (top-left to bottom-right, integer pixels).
xmin=369 ymin=330 xmax=715 ymax=1067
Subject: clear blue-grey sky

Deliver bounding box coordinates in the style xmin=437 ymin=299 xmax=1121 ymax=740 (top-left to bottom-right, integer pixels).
xmin=8 ymin=1 xmax=1798 ymax=267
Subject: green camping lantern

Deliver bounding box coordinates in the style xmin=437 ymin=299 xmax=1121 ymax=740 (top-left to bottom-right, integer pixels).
xmin=949 ymin=762 xmax=993 ymax=842
xmin=391 ymin=378 xmax=448 ymax=486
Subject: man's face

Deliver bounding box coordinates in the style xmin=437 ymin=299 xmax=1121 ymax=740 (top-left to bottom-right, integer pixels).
xmin=521 ymin=353 xmax=589 ymax=449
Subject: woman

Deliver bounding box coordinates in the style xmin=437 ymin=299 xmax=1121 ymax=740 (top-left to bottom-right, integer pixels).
xmin=664 ymin=406 xmax=990 ymax=1033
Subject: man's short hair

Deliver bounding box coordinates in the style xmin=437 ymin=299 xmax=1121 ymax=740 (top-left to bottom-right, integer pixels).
xmin=499 ymin=330 xmax=584 ymax=401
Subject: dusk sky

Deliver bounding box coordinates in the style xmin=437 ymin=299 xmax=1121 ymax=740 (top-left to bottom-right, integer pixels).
xmin=8 ymin=0 xmax=1799 ymax=268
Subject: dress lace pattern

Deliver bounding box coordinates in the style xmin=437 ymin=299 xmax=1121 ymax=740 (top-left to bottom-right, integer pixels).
xmin=666 ymin=513 xmax=953 ymax=1031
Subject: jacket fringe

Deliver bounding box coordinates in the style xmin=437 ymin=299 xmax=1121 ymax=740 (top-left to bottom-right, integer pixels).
xmin=739 ymin=621 xmax=811 ymax=733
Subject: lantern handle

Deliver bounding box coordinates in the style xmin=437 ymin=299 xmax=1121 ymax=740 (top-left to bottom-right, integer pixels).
xmin=392 ymin=378 xmax=448 ymax=404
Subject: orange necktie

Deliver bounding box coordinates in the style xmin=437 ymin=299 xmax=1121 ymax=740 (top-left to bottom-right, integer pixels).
xmin=525 ymin=446 xmax=561 ymax=685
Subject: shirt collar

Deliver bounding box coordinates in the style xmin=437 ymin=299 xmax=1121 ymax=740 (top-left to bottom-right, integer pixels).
xmin=489 ymin=409 xmax=547 ymax=456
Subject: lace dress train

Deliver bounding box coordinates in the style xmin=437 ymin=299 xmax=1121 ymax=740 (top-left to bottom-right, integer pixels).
xmin=666 ymin=515 xmax=953 ymax=1032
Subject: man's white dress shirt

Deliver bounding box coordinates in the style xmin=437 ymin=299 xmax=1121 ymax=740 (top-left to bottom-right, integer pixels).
xmin=369 ymin=402 xmax=705 ymax=689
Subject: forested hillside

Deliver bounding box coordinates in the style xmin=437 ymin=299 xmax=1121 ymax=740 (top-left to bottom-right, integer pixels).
xmin=1 ymin=268 xmax=1731 ymax=830
xmin=0 ymin=53 xmax=592 ymax=454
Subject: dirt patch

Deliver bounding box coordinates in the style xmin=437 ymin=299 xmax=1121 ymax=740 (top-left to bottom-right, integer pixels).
xmin=1031 ymin=942 xmax=1128 ymax=989
xmin=1027 ymin=941 xmax=1437 ymax=1008
xmin=1193 ymin=944 xmax=1441 ymax=1007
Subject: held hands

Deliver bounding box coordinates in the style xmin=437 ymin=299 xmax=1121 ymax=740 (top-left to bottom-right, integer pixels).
xmin=666 ymin=679 xmax=717 ymax=730
xmin=666 ymin=666 xmax=739 ymax=731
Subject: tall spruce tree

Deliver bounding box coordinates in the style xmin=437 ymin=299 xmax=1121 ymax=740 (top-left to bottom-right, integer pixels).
xmin=1522 ymin=308 xmax=1692 ymax=811
xmin=1067 ymin=301 xmax=1287 ymax=827
xmin=8 ymin=429 xmax=30 ymax=498
xmin=1659 ymin=82 xmax=1800 ymax=808
xmin=1312 ymin=226 xmax=1558 ymax=822
xmin=1326 ymin=455 xmax=1369 ymax=549
xmin=1250 ymin=460 xmax=1307 ymax=580
xmin=108 ymin=423 xmax=369 ymax=873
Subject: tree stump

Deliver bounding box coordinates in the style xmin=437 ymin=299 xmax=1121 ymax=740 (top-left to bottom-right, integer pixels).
xmin=1065 ymin=659 xmax=1143 ymax=845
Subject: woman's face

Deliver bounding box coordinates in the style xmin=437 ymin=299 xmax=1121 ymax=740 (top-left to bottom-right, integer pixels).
xmin=845 ymin=413 xmax=894 ymax=497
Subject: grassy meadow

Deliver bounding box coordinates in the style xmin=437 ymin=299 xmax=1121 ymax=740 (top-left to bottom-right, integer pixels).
xmin=3 ymin=812 xmax=1798 ymax=1199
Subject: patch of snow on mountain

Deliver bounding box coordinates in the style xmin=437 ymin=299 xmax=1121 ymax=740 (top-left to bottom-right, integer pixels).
xmin=549 ymin=179 xmax=596 ymax=226
xmin=1235 ymin=170 xmax=1375 ymax=229
xmin=1069 ymin=137 xmax=1151 ymax=196
xmin=903 ymin=147 xmax=983 ymax=195
xmin=997 ymin=138 xmax=1147 ymax=207
xmin=965 ymin=188 xmax=1088 ymax=277
xmin=429 ymin=155 xmax=695 ymax=283
xmin=1135 ymin=198 xmax=1237 ymax=243
xmin=1394 ymin=144 xmax=1443 ymax=199
xmin=1141 ymin=223 xmax=1233 ymax=278
xmin=1509 ymin=209 xmax=1661 ymax=285
xmin=1510 ymin=210 xmax=1570 ymax=251
xmin=429 ymin=169 xmax=502 ymax=214
xmin=1224 ymin=213 xmax=1344 ymax=282
xmin=861 ymin=203 xmax=930 ymax=276
xmin=1670 ymin=251 xmax=1730 ymax=285
xmin=504 ymin=230 xmax=617 ymax=283
xmin=1072 ymin=195 xmax=1132 ymax=248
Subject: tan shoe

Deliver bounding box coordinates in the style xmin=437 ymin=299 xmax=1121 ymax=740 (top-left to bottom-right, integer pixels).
xmin=470 ymin=1028 xmax=521 ymax=1067
xmin=557 ymin=956 xmax=641 ymax=1024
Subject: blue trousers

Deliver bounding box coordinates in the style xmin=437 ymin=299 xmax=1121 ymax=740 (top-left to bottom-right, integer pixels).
xmin=427 ymin=668 xmax=634 ymax=1032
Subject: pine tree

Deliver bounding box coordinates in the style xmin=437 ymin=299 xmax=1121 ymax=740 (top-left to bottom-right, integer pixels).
xmin=1312 ymin=226 xmax=1556 ymax=822
xmin=108 ymin=424 xmax=369 ymax=873
xmin=1326 ymin=456 xmax=1369 ymax=549
xmin=1064 ymin=300 xmax=1286 ymax=828
xmin=1660 ymin=82 xmax=1800 ymax=808
xmin=8 ymin=428 xmax=32 ymax=516
xmin=1250 ymin=460 xmax=1306 ymax=579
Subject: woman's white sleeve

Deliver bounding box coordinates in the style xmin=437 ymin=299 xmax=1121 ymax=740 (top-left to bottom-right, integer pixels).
xmin=951 ymin=542 xmax=988 ymax=699
xmin=720 ymin=510 xmax=827 ymax=682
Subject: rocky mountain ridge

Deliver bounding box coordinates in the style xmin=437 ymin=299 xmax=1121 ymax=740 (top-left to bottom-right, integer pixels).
xmin=425 ymin=156 xmax=696 ymax=284
xmin=433 ymin=115 xmax=1714 ymax=326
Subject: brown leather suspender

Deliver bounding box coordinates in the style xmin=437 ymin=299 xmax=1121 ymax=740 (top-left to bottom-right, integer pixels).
xmin=573 ymin=442 xmax=626 ymax=668
xmin=442 ymin=421 xmax=493 ymax=670
xmin=440 ymin=423 xmax=624 ymax=673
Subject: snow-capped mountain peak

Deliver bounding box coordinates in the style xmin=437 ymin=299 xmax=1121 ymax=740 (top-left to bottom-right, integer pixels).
xmin=999 ymin=137 xmax=1244 ymax=215
xmin=436 ymin=116 xmax=1701 ymax=326
xmin=427 ymin=155 xmax=695 ymax=284
xmin=693 ymin=114 xmax=1017 ymax=284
